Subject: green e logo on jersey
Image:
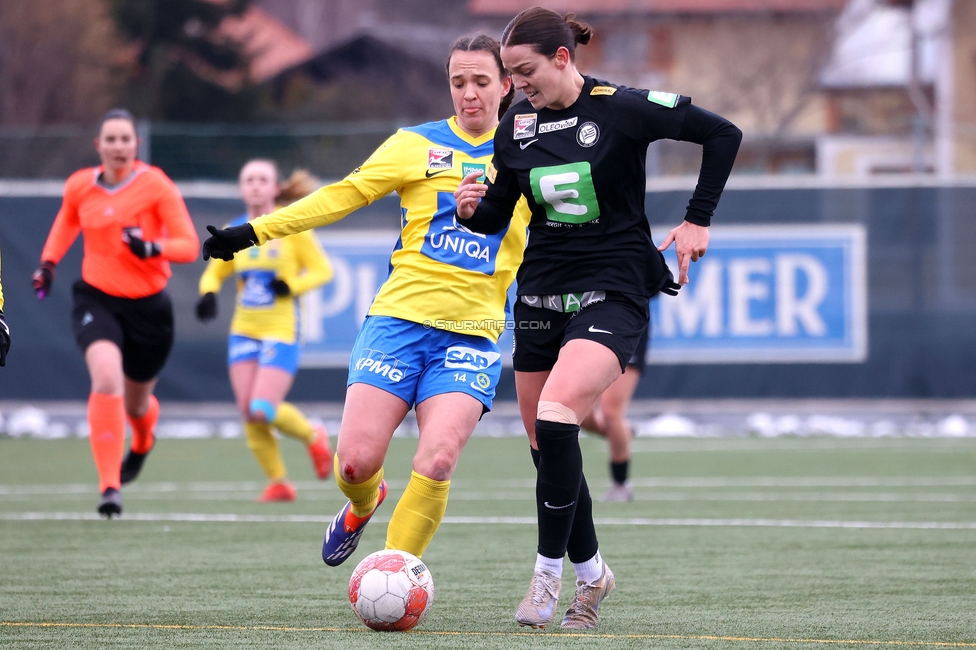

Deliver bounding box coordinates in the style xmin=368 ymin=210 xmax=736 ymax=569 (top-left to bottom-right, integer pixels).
xmin=529 ymin=162 xmax=600 ymax=225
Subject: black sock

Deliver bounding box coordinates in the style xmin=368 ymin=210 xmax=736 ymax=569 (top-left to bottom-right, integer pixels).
xmin=610 ymin=460 xmax=629 ymax=485
xmin=532 ymin=444 xmax=598 ymax=563
xmin=566 ymin=473 xmax=598 ymax=563
xmin=535 ymin=419 xmax=583 ymax=560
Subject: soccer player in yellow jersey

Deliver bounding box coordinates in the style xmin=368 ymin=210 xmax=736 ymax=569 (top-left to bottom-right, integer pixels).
xmin=0 ymin=251 xmax=9 ymax=366
xmin=203 ymin=34 xmax=530 ymax=566
xmin=197 ymin=162 xmax=335 ymax=502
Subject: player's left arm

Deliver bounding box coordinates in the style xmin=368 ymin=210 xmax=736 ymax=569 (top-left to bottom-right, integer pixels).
xmin=281 ymin=230 xmax=334 ymax=296
xmin=618 ymin=91 xmax=741 ymax=283
xmin=456 ymin=158 xmax=523 ymax=234
xmin=658 ymin=104 xmax=741 ymax=283
xmin=129 ymin=176 xmax=199 ymax=262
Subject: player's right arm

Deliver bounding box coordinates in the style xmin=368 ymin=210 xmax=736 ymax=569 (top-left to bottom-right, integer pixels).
xmin=196 ymin=254 xmax=234 ymax=322
xmin=199 ymin=255 xmax=235 ymax=295
xmin=33 ymin=175 xmax=83 ymax=298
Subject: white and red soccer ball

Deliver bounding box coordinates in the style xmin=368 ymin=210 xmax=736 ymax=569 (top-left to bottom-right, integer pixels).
xmin=348 ymin=549 xmax=435 ymax=631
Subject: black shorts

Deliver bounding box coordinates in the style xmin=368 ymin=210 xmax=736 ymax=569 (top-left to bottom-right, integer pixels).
xmin=512 ymin=292 xmax=650 ymax=373
xmin=627 ymin=320 xmax=650 ymax=371
xmin=71 ymin=280 xmax=174 ymax=382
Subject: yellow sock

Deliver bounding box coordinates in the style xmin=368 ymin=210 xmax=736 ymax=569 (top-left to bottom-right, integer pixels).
xmin=334 ymin=455 xmax=384 ymax=517
xmin=273 ymin=402 xmax=315 ymax=444
xmin=244 ymin=421 xmax=286 ymax=481
xmin=385 ymin=471 xmax=450 ymax=558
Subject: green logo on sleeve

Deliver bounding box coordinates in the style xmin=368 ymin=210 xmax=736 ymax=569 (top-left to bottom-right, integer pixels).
xmin=647 ymin=91 xmax=678 ymax=108
xmin=529 ymin=162 xmax=600 ymax=225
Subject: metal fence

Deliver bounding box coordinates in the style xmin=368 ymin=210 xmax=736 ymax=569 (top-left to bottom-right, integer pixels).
xmin=0 ymin=121 xmax=404 ymax=180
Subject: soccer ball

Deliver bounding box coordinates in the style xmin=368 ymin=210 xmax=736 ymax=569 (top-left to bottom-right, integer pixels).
xmin=348 ymin=549 xmax=435 ymax=631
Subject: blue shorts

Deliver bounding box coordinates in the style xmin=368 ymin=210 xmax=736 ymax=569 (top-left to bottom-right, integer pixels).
xmin=228 ymin=335 xmax=300 ymax=375
xmin=348 ymin=316 xmax=502 ymax=412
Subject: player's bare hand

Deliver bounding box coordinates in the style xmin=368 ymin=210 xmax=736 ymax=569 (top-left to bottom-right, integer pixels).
xmin=658 ymin=221 xmax=709 ymax=285
xmin=454 ymin=171 xmax=487 ymax=219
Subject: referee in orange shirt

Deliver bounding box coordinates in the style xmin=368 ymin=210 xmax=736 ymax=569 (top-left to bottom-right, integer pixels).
xmin=33 ymin=109 xmax=199 ymax=517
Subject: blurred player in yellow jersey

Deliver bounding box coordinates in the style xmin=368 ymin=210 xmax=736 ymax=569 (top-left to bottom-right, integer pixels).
xmin=197 ymin=162 xmax=334 ymax=502
xmin=203 ymin=34 xmax=530 ymax=567
xmin=0 ymin=251 xmax=9 ymax=366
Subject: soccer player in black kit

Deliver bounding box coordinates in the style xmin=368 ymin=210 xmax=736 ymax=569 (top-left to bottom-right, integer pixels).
xmin=455 ymin=7 xmax=741 ymax=630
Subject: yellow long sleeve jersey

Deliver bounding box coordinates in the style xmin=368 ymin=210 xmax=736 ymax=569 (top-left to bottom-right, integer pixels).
xmin=246 ymin=118 xmax=530 ymax=343
xmin=199 ymin=219 xmax=333 ymax=344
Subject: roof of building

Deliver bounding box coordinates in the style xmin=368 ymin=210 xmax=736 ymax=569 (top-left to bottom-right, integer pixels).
xmin=218 ymin=6 xmax=314 ymax=82
xmin=468 ymin=0 xmax=846 ymax=14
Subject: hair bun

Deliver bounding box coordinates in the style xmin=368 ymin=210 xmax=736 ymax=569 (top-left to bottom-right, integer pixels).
xmin=564 ymin=14 xmax=593 ymax=46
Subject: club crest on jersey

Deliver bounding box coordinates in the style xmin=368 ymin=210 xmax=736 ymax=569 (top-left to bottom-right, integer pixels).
xmin=427 ymin=147 xmax=454 ymax=170
xmin=539 ymin=117 xmax=578 ymax=134
xmin=513 ymin=113 xmax=537 ymax=140
xmin=576 ymin=122 xmax=600 ymax=147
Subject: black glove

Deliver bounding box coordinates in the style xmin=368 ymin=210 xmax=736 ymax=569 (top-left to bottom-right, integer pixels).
xmin=202 ymin=224 xmax=258 ymax=261
xmin=32 ymin=261 xmax=56 ymax=300
xmin=127 ymin=234 xmax=162 ymax=259
xmin=195 ymin=292 xmax=217 ymax=322
xmin=269 ymin=278 xmax=291 ymax=297
xmin=660 ymin=277 xmax=681 ymax=297
xmin=0 ymin=310 xmax=9 ymax=367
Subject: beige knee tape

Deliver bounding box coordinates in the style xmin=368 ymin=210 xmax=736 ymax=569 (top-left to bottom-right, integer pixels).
xmin=537 ymin=400 xmax=578 ymax=425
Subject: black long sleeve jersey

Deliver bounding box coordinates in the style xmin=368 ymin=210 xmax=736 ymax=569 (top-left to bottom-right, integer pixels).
xmin=464 ymin=75 xmax=741 ymax=298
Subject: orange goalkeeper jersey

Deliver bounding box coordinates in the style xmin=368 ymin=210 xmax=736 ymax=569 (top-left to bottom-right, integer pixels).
xmin=40 ymin=162 xmax=199 ymax=298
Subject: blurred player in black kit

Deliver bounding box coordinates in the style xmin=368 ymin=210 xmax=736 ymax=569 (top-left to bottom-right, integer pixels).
xmin=0 ymin=252 xmax=8 ymax=366
xmin=455 ymin=6 xmax=741 ymax=630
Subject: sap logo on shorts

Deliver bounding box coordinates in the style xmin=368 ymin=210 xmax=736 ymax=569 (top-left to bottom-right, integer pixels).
xmin=427 ymin=147 xmax=454 ymax=170
xmin=355 ymin=348 xmax=408 ymax=382
xmin=444 ymin=346 xmax=501 ymax=371
xmin=538 ymin=117 xmax=578 ymax=134
xmin=230 ymin=339 xmax=261 ymax=358
xmin=514 ymin=114 xmax=537 ymax=140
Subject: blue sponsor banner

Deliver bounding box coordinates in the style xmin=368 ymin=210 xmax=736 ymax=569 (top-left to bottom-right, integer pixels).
xmin=299 ymin=231 xmax=396 ymax=367
xmin=650 ymin=225 xmax=867 ymax=363
xmin=299 ymin=230 xmax=516 ymax=367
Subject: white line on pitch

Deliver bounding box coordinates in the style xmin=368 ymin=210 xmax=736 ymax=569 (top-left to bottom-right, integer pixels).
xmin=2 ymin=476 xmax=976 ymax=496
xmin=3 ymin=512 xmax=976 ymax=529
xmin=4 ymin=490 xmax=976 ymax=503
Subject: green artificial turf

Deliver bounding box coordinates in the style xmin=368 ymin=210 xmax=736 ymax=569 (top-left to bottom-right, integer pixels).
xmin=1 ymin=435 xmax=974 ymax=649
